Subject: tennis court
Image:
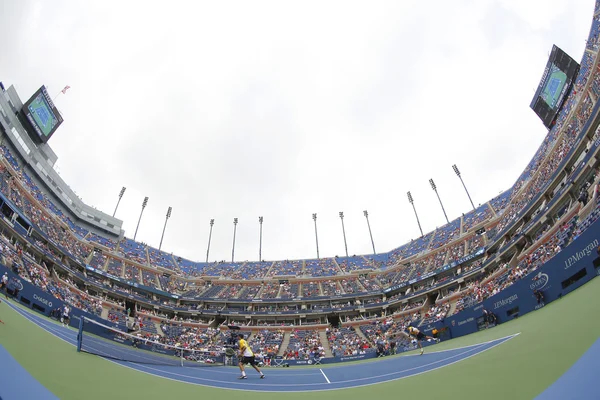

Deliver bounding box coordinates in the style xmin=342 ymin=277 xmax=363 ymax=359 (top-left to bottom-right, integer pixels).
xmin=3 ymin=300 xmax=519 ymax=392
xmin=0 ymin=276 xmax=599 ymax=399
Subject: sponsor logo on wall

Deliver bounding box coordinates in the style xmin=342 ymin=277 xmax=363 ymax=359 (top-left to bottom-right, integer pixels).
xmin=564 ymin=239 xmax=599 ymax=270
xmin=493 ymin=294 xmax=518 ymax=310
xmin=33 ymin=293 xmax=53 ymax=308
xmin=530 ymin=272 xmax=550 ymax=291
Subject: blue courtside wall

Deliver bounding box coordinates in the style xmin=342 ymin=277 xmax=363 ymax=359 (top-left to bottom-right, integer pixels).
xmin=421 ymin=218 xmax=600 ymax=338
xmin=0 ymin=263 xmax=120 ymax=331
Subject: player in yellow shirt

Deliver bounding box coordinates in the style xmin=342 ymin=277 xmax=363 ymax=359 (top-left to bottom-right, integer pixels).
xmin=407 ymin=326 xmax=438 ymax=355
xmin=237 ymin=333 xmax=265 ymax=379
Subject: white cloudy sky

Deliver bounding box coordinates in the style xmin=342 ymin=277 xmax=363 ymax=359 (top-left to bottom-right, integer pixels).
xmin=0 ymin=0 xmax=593 ymax=263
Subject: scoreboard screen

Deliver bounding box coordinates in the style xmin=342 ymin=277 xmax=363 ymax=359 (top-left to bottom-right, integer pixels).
xmin=20 ymin=86 xmax=63 ymax=143
xmin=530 ymin=45 xmax=579 ymax=129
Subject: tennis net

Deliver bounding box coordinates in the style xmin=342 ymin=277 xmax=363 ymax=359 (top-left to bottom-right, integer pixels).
xmin=76 ymin=316 xmax=224 ymax=367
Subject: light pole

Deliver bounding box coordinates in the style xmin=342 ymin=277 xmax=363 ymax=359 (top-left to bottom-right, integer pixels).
xmin=206 ymin=219 xmax=214 ymax=263
xmin=259 ymin=216 xmax=263 ymax=261
xmin=453 ymin=164 xmax=476 ymax=210
xmin=312 ymin=213 xmax=320 ymax=259
xmin=430 ymin=178 xmax=450 ymax=224
xmin=231 ymin=218 xmax=238 ymax=263
xmin=363 ymin=210 xmax=376 ymax=254
xmin=133 ymin=196 xmax=148 ymax=241
xmin=339 ymin=212 xmax=349 ymax=257
xmin=407 ymin=191 xmax=424 ymax=237
xmin=112 ymin=186 xmax=126 ymax=217
xmin=158 ymin=206 xmax=172 ymax=251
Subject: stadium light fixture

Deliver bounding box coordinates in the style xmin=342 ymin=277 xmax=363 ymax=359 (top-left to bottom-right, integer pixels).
xmin=112 ymin=186 xmax=126 ymax=217
xmin=453 ymin=164 xmax=476 ymax=211
xmin=232 ymin=218 xmax=239 ymax=263
xmin=339 ymin=212 xmax=349 ymax=257
xmin=133 ymin=196 xmax=149 ymax=241
xmin=407 ymin=191 xmax=424 ymax=237
xmin=363 ymin=210 xmax=376 ymax=254
xmin=206 ymin=219 xmax=215 ymax=263
xmin=158 ymin=206 xmax=172 ymax=251
xmin=430 ymin=179 xmax=450 ymax=224
xmin=312 ymin=213 xmax=320 ymax=259
xmin=259 ymin=216 xmax=264 ymax=262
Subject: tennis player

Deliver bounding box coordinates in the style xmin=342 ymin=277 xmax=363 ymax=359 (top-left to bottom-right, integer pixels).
xmin=407 ymin=326 xmax=438 ymax=355
xmin=237 ymin=334 xmax=265 ymax=379
xmin=61 ymin=304 xmax=70 ymax=327
xmin=1 ymin=273 xmax=8 ymax=299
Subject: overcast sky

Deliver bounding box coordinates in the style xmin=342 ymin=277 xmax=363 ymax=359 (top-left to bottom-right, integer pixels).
xmin=0 ymin=0 xmax=593 ymax=264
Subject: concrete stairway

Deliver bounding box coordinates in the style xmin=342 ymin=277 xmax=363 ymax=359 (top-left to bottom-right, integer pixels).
xmin=277 ymin=332 xmax=291 ymax=356
xmin=447 ymin=299 xmax=458 ymax=316
xmin=154 ymin=321 xmax=164 ymax=335
xmin=318 ymin=330 xmax=333 ymax=357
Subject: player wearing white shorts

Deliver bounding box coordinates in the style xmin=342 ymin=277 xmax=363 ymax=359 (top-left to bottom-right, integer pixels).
xmin=61 ymin=305 xmax=70 ymax=327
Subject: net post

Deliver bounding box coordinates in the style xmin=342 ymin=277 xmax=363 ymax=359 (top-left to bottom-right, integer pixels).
xmin=77 ymin=316 xmax=84 ymax=352
xmin=180 ymin=347 xmax=184 ymax=367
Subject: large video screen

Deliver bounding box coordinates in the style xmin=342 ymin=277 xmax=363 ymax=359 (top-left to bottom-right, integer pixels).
xmin=530 ymin=45 xmax=579 ymax=129
xmin=20 ymin=86 xmax=63 ymax=143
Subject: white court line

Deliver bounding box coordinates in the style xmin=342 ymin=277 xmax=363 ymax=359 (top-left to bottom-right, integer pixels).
xmin=320 ymin=368 xmax=331 ymax=384
xmin=4 ymin=300 xmax=520 ymax=393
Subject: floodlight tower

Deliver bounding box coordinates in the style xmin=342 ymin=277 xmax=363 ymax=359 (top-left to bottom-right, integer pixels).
xmin=339 ymin=212 xmax=349 ymax=257
xmin=429 ymin=178 xmax=450 ymax=224
xmin=112 ymin=186 xmax=126 ymax=217
xmin=133 ymin=196 xmax=149 ymax=241
xmin=312 ymin=213 xmax=320 ymax=259
xmin=206 ymin=219 xmax=214 ymax=263
xmin=407 ymin=191 xmax=424 ymax=237
xmin=231 ymin=218 xmax=238 ymax=262
xmin=258 ymin=216 xmax=264 ymax=262
xmin=363 ymin=210 xmax=376 ymax=254
xmin=452 ymin=164 xmax=476 ymax=210
xmin=158 ymin=206 xmax=172 ymax=251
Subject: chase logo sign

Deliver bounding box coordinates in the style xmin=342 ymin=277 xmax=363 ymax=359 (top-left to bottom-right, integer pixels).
xmin=530 ymin=272 xmax=549 ymax=291
xmin=33 ymin=293 xmax=53 ymax=308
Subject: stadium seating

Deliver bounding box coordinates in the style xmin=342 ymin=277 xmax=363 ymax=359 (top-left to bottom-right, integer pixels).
xmin=327 ymin=326 xmax=372 ymax=357
xmin=106 ymin=257 xmax=123 ymax=277
xmin=283 ymin=330 xmax=323 ymax=360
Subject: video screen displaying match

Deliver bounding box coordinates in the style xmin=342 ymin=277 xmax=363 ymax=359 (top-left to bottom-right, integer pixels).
xmin=540 ymin=64 xmax=568 ymax=109
xmin=530 ymin=45 xmax=579 ymax=129
xmin=21 ymin=86 xmax=63 ymax=143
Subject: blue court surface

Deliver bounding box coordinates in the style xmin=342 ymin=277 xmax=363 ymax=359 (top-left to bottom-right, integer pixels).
xmin=535 ymin=338 xmax=600 ymax=400
xmin=0 ymin=344 xmax=58 ymax=400
xmin=6 ymin=300 xmax=518 ymax=392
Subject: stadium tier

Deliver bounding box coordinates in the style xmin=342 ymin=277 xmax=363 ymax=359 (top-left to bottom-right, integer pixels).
xmin=1 ymin=9 xmax=600 ymax=368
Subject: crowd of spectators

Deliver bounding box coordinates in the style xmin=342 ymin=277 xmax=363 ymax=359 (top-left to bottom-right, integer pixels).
xmin=304 ymin=258 xmax=340 ymax=277
xmin=327 ymin=326 xmax=372 ymax=356
xmin=283 ymin=329 xmax=324 ymax=360
xmin=250 ymin=329 xmax=284 ymax=358
xmin=301 ymin=281 xmax=321 ymax=297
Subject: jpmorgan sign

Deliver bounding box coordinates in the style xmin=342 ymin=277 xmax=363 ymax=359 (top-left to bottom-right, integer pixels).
xmin=493 ymin=294 xmax=519 ymax=310
xmin=564 ymin=239 xmax=599 ymax=270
